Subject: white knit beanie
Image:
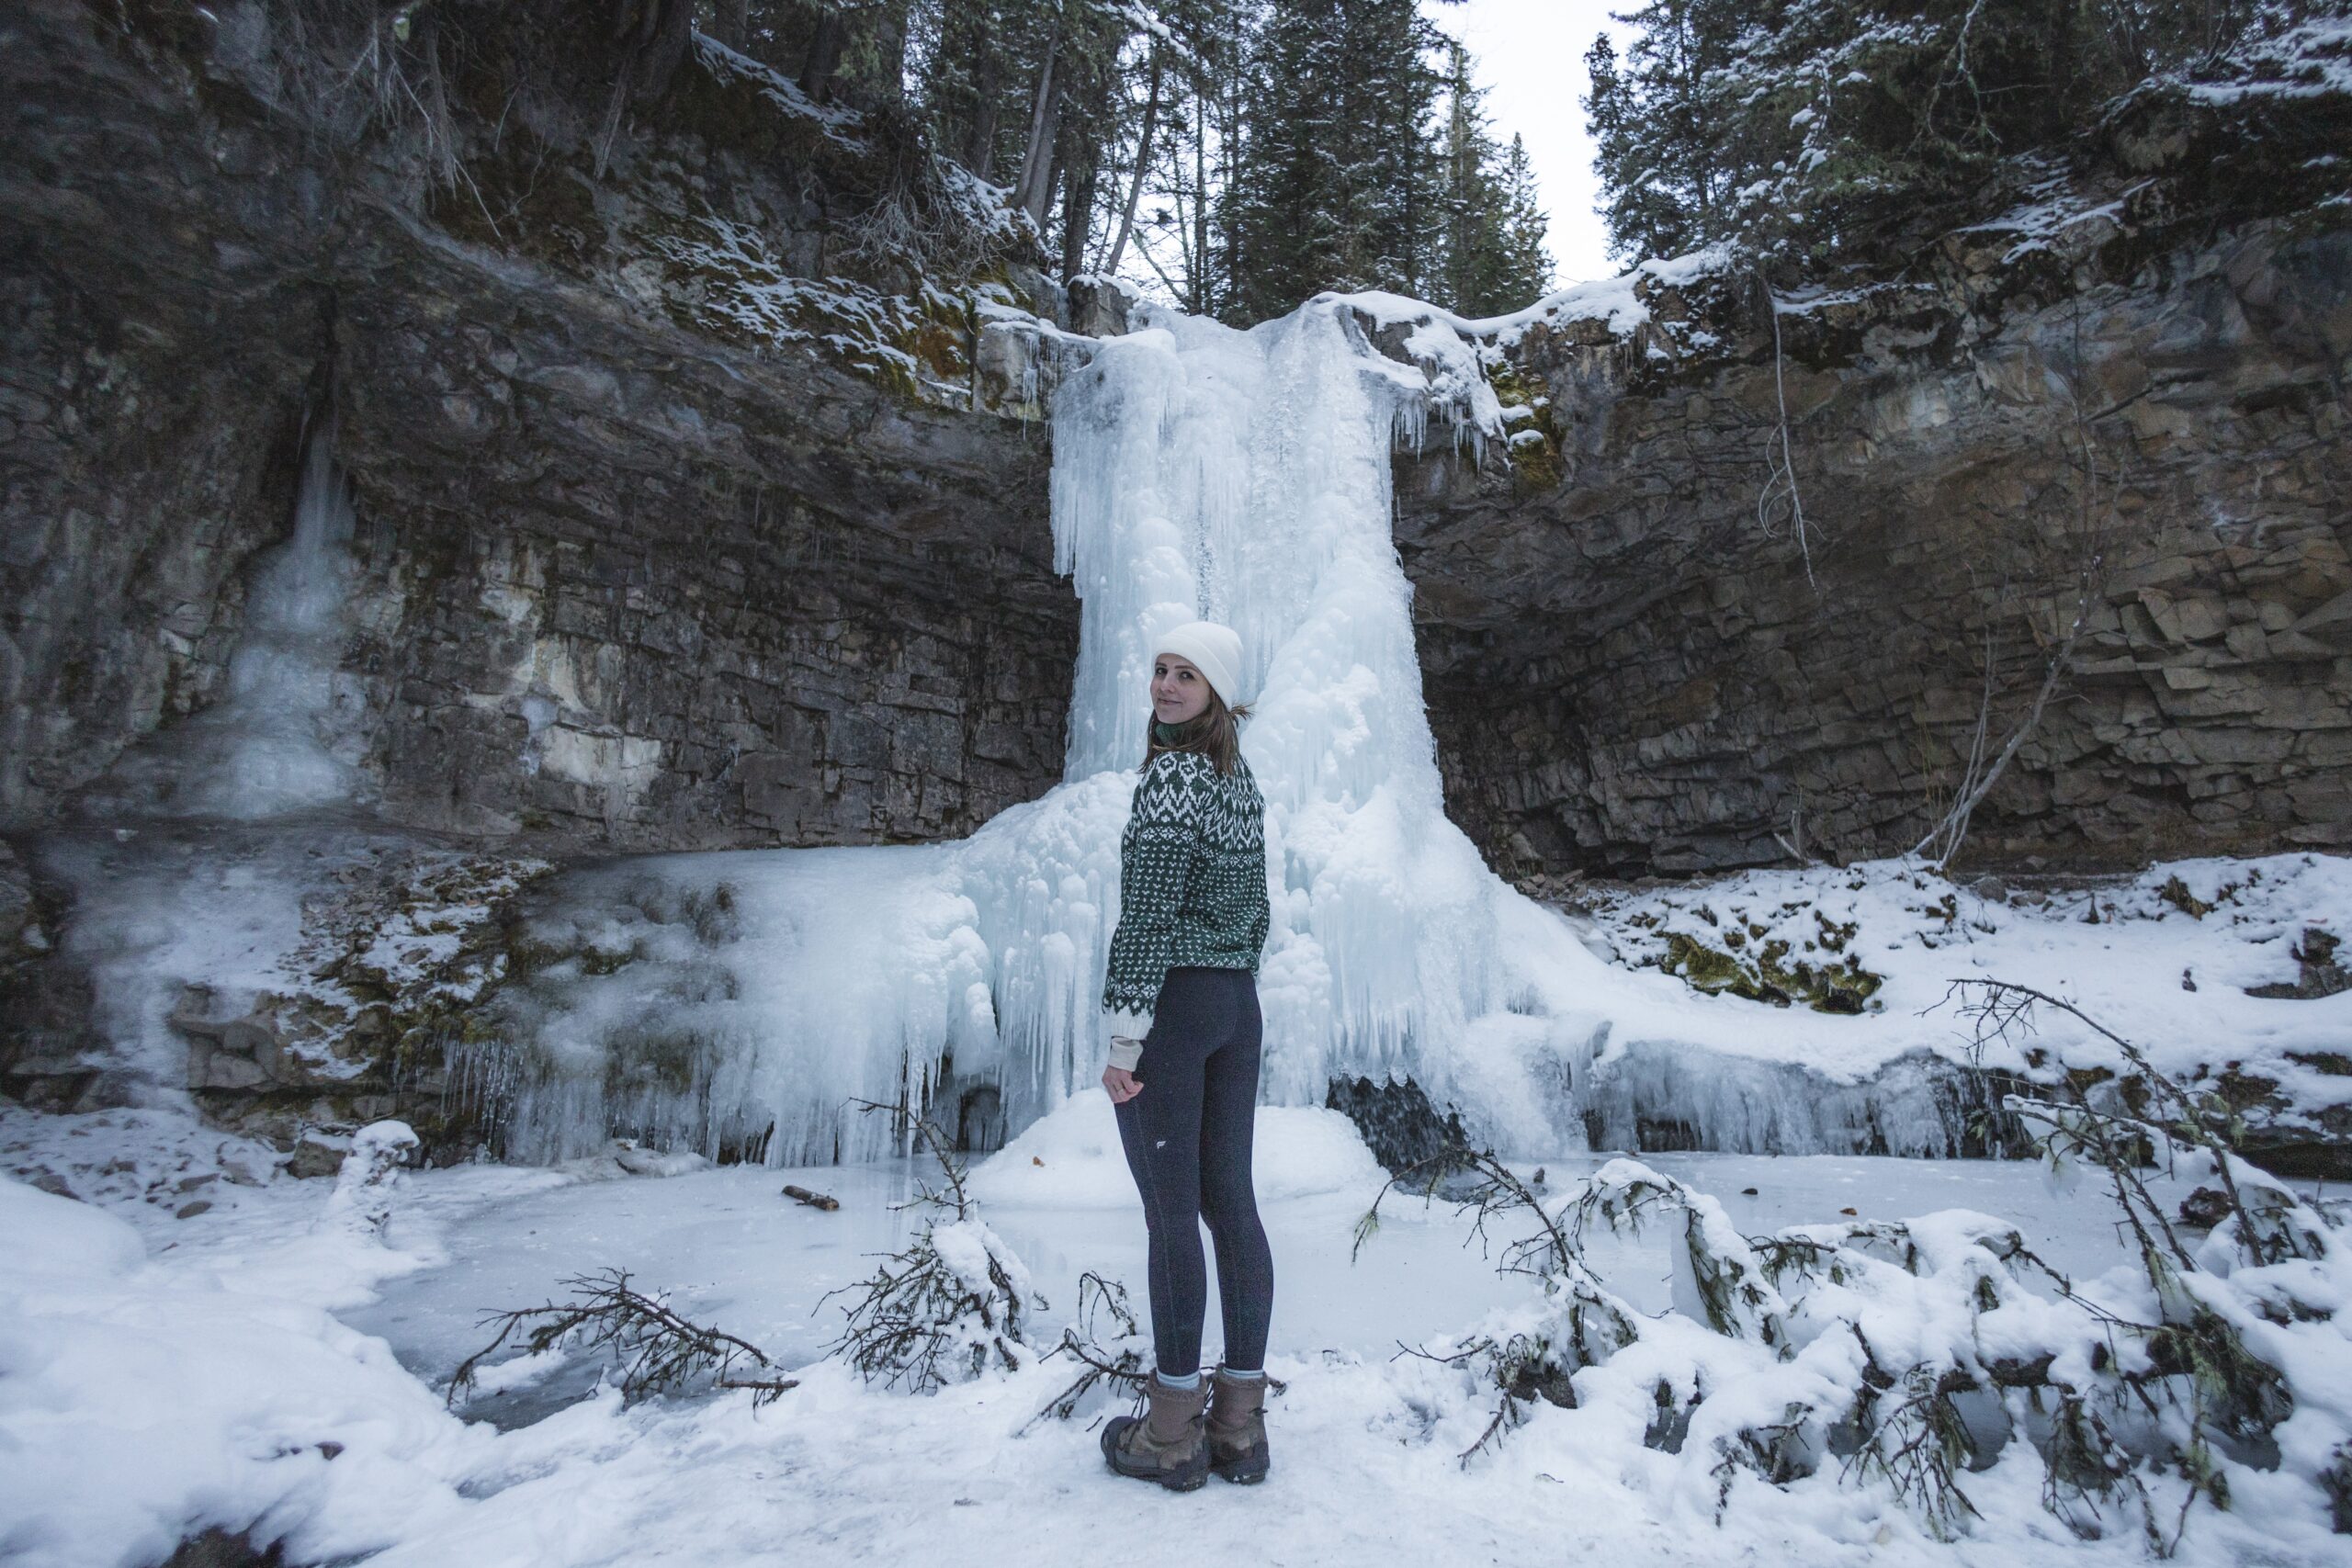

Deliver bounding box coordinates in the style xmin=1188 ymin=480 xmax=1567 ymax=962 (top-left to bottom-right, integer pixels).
xmin=1153 ymin=620 xmax=1246 ymax=709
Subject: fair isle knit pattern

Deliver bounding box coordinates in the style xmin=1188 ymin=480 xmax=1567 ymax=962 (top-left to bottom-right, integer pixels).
xmin=1102 ymin=750 xmax=1271 ymax=1027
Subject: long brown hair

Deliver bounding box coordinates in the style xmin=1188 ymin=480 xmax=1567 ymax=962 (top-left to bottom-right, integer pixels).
xmin=1140 ymin=690 xmax=1253 ymax=776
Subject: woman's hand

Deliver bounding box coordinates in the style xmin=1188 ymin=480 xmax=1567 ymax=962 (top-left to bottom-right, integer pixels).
xmin=1102 ymin=1066 xmax=1143 ymax=1104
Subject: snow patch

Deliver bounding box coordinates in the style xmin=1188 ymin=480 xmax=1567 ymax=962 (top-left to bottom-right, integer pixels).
xmin=967 ymin=1089 xmax=1386 ymax=1209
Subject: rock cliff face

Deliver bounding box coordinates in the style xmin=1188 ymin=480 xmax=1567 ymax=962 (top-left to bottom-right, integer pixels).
xmin=1396 ymin=109 xmax=2352 ymax=878
xmin=3 ymin=0 xmax=1078 ymax=852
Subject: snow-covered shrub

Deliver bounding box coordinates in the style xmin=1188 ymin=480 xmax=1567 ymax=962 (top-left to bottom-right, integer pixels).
xmin=1364 ymin=998 xmax=2352 ymax=1550
xmin=826 ymin=1113 xmax=1045 ymax=1394
xmin=1360 ymin=1151 xmax=1643 ymax=1458
xmin=319 ymin=1119 xmax=417 ymax=1237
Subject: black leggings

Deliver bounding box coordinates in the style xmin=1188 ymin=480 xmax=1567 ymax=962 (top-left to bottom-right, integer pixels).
xmin=1113 ymin=966 xmax=1273 ymax=1378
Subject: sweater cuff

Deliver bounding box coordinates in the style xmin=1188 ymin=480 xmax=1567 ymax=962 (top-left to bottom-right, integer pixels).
xmin=1103 ymin=1009 xmax=1153 ymax=1068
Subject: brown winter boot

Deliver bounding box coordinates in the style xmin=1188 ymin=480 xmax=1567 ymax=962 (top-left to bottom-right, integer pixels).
xmin=1101 ymin=1371 xmax=1210 ymax=1491
xmin=1205 ymin=1367 xmax=1270 ymax=1483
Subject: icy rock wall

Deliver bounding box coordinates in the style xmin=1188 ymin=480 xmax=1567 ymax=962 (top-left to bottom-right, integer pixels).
xmin=10 ymin=425 xmax=399 ymax=1123
xmin=3 ymin=0 xmax=1075 ymax=850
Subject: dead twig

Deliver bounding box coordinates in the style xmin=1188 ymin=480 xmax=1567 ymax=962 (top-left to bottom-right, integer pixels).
xmin=1911 ymin=334 xmax=2116 ymax=867
xmin=1023 ymin=1271 xmax=1149 ymax=1432
xmin=824 ymin=1101 xmax=1042 ymax=1393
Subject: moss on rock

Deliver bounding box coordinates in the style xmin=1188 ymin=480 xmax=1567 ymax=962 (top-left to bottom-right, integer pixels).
xmin=1659 ymin=929 xmax=1885 ymax=1014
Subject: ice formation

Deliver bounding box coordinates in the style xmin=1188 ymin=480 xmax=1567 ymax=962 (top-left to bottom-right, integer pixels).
xmin=1043 ymin=303 xmax=1583 ymax=1108
xmin=483 ymin=298 xmax=1619 ymax=1164
xmin=88 ymin=416 xmax=371 ymax=820
xmin=44 ymin=305 xmax=2351 ymax=1169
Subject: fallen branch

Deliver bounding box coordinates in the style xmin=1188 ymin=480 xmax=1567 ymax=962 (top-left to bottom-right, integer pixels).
xmin=1909 ymin=604 xmax=2085 ymax=866
xmin=448 ymin=1268 xmax=793 ymax=1410
xmin=1755 ymin=276 xmax=1817 ymax=589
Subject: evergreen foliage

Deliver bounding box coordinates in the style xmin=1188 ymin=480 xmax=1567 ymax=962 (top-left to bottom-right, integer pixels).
xmin=1434 ymin=43 xmax=1554 ymax=317
xmin=1582 ymin=0 xmax=2347 ymax=270
xmin=692 ymin=1 xmax=1560 ymax=319
xmin=1220 ymin=2 xmax=1560 ymax=321
xmin=1220 ymin=0 xmax=1447 ymax=321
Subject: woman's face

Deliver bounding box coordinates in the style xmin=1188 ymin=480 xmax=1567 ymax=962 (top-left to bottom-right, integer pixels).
xmin=1151 ymin=654 xmax=1213 ymax=726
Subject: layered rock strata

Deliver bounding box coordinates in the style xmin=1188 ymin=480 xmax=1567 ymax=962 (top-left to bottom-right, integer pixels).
xmin=2 ymin=0 xmax=1080 ymax=852
xmin=1396 ymin=93 xmax=2352 ymax=877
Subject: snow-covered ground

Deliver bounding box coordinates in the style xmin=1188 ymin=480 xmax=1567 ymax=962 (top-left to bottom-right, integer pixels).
xmin=337 ymin=1096 xmax=2166 ymax=1421
xmin=1562 ymin=851 xmax=2352 ymax=1156
xmin=6 ymin=1092 xmax=2344 ymax=1568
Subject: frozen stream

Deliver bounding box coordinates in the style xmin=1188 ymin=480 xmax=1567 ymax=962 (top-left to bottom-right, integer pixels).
xmin=344 ymin=1105 xmax=2164 ymax=1429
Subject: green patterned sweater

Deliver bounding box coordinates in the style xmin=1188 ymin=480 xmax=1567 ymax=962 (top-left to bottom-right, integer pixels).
xmin=1100 ymin=748 xmax=1271 ymax=1066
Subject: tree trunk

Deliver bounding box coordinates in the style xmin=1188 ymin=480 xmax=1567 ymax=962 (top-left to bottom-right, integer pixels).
xmin=869 ymin=0 xmax=908 ymax=104
xmin=708 ymin=0 xmax=748 ymax=51
xmin=1102 ymin=44 xmax=1162 ymax=278
xmin=628 ymin=0 xmax=696 ymax=104
xmin=595 ymin=0 xmax=695 ymax=175
xmin=964 ymin=40 xmax=1001 ymax=179
xmin=799 ymin=6 xmax=845 ymax=103
xmin=1059 ymin=127 xmax=1094 ymax=282
xmin=1193 ymin=92 xmax=1210 ymax=312
xmin=1012 ymin=26 xmax=1063 ymax=226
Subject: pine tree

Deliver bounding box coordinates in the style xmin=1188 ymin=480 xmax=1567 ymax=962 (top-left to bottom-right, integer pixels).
xmin=1221 ymin=0 xmax=1445 ymax=323
xmin=1435 ymin=40 xmax=1496 ymax=311
xmin=1581 ymin=0 xmax=2316 ymax=270
xmin=1107 ymin=0 xmax=1253 ymax=315
xmin=1431 ymin=44 xmax=1551 ymax=317
xmin=705 ymin=1 xmax=912 ymax=102
xmin=1489 ymin=132 xmax=1552 ymax=308
xmin=904 ymin=0 xmax=1169 ymax=274
xmin=1580 ymin=0 xmax=1751 ymax=265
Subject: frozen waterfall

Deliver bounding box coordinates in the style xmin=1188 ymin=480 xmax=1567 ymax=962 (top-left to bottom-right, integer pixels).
xmin=483 ymin=299 xmax=1618 ymax=1164
xmin=1046 ymin=305 xmax=1588 ymax=1114
xmin=86 ymin=416 xmax=370 ymax=820
xmin=36 ymin=415 xmax=385 ymax=1109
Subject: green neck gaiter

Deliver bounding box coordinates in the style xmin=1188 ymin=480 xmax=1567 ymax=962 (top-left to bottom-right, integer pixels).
xmin=1152 ymin=716 xmax=1210 ymax=748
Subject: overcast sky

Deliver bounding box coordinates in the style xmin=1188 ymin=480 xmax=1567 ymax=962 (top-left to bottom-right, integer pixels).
xmin=1432 ymin=0 xmax=1640 ymax=287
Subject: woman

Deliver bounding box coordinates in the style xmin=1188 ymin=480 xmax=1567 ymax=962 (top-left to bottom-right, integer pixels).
xmin=1095 ymin=619 xmax=1274 ymax=1493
